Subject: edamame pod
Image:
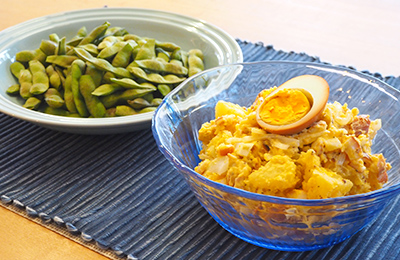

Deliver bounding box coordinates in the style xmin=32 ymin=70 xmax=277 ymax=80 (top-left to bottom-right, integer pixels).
xmin=85 ymin=63 xmax=104 ymax=87
xmin=110 ymin=78 xmax=157 ymax=90
xmin=78 ymin=44 xmax=99 ymax=56
xmin=127 ymin=98 xmax=150 ymax=109
xmin=135 ymin=38 xmax=156 ymax=60
xmin=97 ymin=41 xmax=126 ymax=59
xmin=135 ymin=59 xmax=188 ymax=75
xmin=91 ymin=83 xmax=123 ymax=96
xmin=138 ymin=107 xmax=157 ymax=114
xmin=55 ymin=37 xmax=67 ymax=55
xmin=67 ymin=26 xmax=88 ymax=46
xmin=18 ymin=69 xmax=33 ymax=99
xmin=115 ymin=105 xmax=136 ymax=116
xmin=78 ymin=21 xmax=110 ymax=46
xmin=6 ymin=84 xmax=20 ymax=95
xmin=100 ymin=88 xmax=155 ymax=108
xmin=79 ymin=75 xmax=106 ymax=118
xmin=105 ymin=27 xmax=128 ymax=37
xmin=157 ymin=84 xmax=171 ymax=96
xmin=46 ymin=55 xmax=79 ymax=67
xmin=49 ymin=33 xmax=60 ymax=43
xmin=112 ymin=42 xmax=134 ymax=68
xmin=23 ymin=96 xmax=41 ymax=110
xmin=74 ymin=48 xmax=132 ymax=78
xmin=71 ymin=60 xmax=89 ymax=117
xmin=40 ymin=40 xmax=58 ymax=56
xmin=29 ymin=60 xmax=49 ymax=95
xmin=44 ymin=88 xmax=64 ymax=108
xmin=10 ymin=61 xmax=25 ymax=79
xmin=128 ymin=67 xmax=186 ymax=84
xmin=188 ymin=49 xmax=205 ymax=77
xmin=43 ymin=107 xmax=80 ymax=117
xmin=46 ymin=65 xmax=61 ymax=89
xmin=16 ymin=49 xmax=46 ymax=63
xmin=63 ymin=72 xmax=77 ymax=113
xmin=97 ymin=36 xmax=123 ymax=50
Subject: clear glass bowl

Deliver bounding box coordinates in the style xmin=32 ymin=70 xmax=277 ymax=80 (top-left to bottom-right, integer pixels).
xmin=152 ymin=61 xmax=400 ymax=251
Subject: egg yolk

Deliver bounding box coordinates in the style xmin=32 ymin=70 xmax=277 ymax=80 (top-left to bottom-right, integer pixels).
xmin=259 ymin=89 xmax=311 ymax=125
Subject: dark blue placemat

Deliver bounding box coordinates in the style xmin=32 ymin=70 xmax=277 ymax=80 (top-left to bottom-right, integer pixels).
xmin=1 ymin=40 xmax=400 ymax=260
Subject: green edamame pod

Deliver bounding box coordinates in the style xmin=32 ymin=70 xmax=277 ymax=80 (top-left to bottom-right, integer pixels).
xmin=78 ymin=44 xmax=99 ymax=56
xmin=40 ymin=40 xmax=58 ymax=56
xmin=54 ymin=67 xmax=66 ymax=88
xmin=154 ymin=40 xmax=181 ymax=52
xmin=128 ymin=67 xmax=186 ymax=84
xmin=29 ymin=60 xmax=49 ymax=95
xmin=135 ymin=38 xmax=156 ymax=60
xmin=135 ymin=59 xmax=188 ymax=75
xmin=85 ymin=63 xmax=104 ymax=87
xmin=49 ymin=33 xmax=60 ymax=43
xmin=150 ymin=98 xmax=163 ymax=107
xmin=188 ymin=49 xmax=204 ymax=77
xmin=97 ymin=41 xmax=126 ymax=59
xmin=18 ymin=69 xmax=33 ymax=99
xmin=105 ymin=27 xmax=128 ymax=37
xmin=55 ymin=37 xmax=67 ymax=55
xmin=15 ymin=49 xmax=46 ymax=63
xmin=74 ymin=48 xmax=132 ymax=78
xmin=170 ymin=49 xmax=182 ymax=61
xmin=43 ymin=106 xmax=80 ymax=117
xmin=46 ymin=65 xmax=61 ymax=89
xmin=157 ymin=84 xmax=171 ymax=96
xmin=156 ymin=47 xmax=170 ymax=62
xmin=23 ymin=96 xmax=42 ymax=110
xmin=10 ymin=61 xmax=25 ymax=79
xmin=91 ymin=83 xmax=123 ymax=96
xmin=97 ymin=36 xmax=123 ymax=50
xmin=63 ymin=72 xmax=77 ymax=113
xmin=101 ymin=71 xmax=115 ymax=84
xmin=44 ymin=88 xmax=64 ymax=108
xmin=110 ymin=77 xmax=157 ymax=90
xmin=115 ymin=105 xmax=137 ymax=116
xmin=112 ymin=42 xmax=134 ymax=68
xmin=141 ymin=93 xmax=154 ymax=103
xmin=79 ymin=75 xmax=106 ymax=118
xmin=78 ymin=21 xmax=110 ymax=46
xmin=138 ymin=107 xmax=157 ymax=114
xmin=100 ymin=88 xmax=155 ymax=108
xmin=71 ymin=60 xmax=89 ymax=117
xmin=46 ymin=55 xmax=79 ymax=67
xmin=6 ymin=84 xmax=20 ymax=95
xmin=123 ymin=34 xmax=142 ymax=42
xmin=127 ymin=98 xmax=151 ymax=109
xmin=67 ymin=26 xmax=88 ymax=46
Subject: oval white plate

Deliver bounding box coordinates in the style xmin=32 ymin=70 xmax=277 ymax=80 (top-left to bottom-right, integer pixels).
xmin=0 ymin=8 xmax=243 ymax=134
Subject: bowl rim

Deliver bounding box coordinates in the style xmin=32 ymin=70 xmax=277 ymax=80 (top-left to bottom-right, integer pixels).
xmin=152 ymin=60 xmax=400 ymax=206
xmin=0 ymin=7 xmax=243 ymax=133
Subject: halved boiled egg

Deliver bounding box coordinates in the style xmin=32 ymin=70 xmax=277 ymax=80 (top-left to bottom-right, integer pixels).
xmin=256 ymin=75 xmax=329 ymax=135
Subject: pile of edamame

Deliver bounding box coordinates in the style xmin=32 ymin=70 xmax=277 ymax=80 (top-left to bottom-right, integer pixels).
xmin=6 ymin=22 xmax=205 ymax=118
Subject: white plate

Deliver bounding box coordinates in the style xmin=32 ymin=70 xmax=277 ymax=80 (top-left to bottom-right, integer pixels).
xmin=0 ymin=8 xmax=243 ymax=135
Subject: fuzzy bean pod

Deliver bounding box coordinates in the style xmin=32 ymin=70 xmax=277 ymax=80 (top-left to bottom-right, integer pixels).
xmin=29 ymin=60 xmax=49 ymax=95
xmin=79 ymin=75 xmax=106 ymax=118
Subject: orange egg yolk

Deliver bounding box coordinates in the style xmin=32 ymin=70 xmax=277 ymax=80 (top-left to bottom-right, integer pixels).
xmin=258 ymin=89 xmax=311 ymax=125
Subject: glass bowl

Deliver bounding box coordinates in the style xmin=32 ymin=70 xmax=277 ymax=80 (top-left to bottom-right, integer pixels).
xmin=152 ymin=61 xmax=400 ymax=251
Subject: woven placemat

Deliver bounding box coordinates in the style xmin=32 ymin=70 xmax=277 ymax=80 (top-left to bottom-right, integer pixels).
xmin=1 ymin=40 xmax=400 ymax=260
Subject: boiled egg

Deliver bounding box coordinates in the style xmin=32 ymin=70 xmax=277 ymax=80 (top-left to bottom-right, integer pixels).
xmin=256 ymin=75 xmax=329 ymax=135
